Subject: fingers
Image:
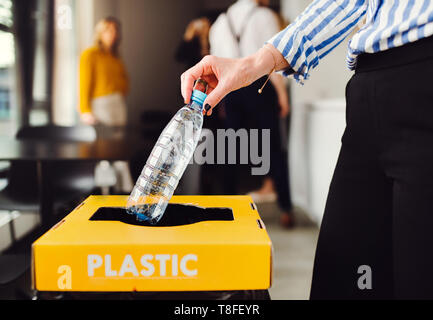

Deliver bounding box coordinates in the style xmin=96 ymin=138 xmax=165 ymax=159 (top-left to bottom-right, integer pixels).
xmin=180 ymin=55 xmax=232 ymax=116
xmin=202 ymin=83 xmax=228 ymax=116
xmin=181 ymin=59 xmax=207 ymax=104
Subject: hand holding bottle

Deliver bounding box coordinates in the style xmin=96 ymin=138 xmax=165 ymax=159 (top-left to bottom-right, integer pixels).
xmin=180 ymin=44 xmax=290 ymax=116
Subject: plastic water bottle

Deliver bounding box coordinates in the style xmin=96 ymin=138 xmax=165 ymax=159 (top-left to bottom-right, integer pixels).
xmin=126 ymin=79 xmax=207 ymax=224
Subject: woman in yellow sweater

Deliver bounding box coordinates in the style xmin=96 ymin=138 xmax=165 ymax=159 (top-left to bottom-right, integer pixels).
xmin=79 ymin=17 xmax=129 ymax=126
xmin=79 ymin=17 xmax=133 ymax=194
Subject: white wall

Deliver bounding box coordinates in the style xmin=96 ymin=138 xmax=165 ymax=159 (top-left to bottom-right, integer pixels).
xmin=280 ymin=0 xmax=353 ymax=223
xmin=76 ymin=0 xmax=94 ymax=51
xmin=281 ymin=0 xmax=354 ymax=106
xmin=52 ymin=0 xmax=94 ymax=126
xmin=53 ymin=0 xmax=78 ymax=126
xmin=116 ymin=0 xmax=201 ymax=125
xmin=93 ymin=0 xmax=117 ymax=22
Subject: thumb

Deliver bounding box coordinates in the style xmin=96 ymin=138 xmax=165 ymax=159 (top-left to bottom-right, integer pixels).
xmin=203 ymin=84 xmax=228 ymax=114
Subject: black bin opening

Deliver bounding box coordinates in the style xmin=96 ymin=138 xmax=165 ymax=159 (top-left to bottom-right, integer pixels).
xmin=89 ymin=204 xmax=234 ymax=227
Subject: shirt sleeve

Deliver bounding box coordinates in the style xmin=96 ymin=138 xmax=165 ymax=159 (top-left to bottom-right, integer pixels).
xmin=79 ymin=49 xmax=95 ymax=114
xmin=266 ymin=0 xmax=368 ymax=83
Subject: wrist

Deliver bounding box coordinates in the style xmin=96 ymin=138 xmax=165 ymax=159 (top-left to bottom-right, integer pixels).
xmin=242 ymin=47 xmax=275 ymax=85
xmin=262 ymin=43 xmax=290 ymax=71
xmin=254 ymin=46 xmax=276 ymax=77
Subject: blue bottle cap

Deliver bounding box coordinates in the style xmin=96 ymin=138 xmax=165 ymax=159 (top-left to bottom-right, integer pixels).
xmin=191 ymin=89 xmax=207 ymax=107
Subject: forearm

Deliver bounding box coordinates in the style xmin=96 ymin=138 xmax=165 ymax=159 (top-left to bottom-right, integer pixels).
xmin=79 ymin=92 xmax=92 ymax=114
xmin=181 ymin=40 xmax=291 ymax=109
xmin=241 ymin=43 xmax=291 ymax=86
xmin=79 ymin=52 xmax=94 ymax=114
xmin=79 ymin=85 xmax=92 ymax=114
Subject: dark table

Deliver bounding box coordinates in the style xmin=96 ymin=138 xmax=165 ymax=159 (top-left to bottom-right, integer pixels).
xmin=0 ymin=128 xmax=153 ymax=230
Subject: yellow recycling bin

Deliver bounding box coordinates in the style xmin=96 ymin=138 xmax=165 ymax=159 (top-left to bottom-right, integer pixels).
xmin=32 ymin=195 xmax=272 ymax=293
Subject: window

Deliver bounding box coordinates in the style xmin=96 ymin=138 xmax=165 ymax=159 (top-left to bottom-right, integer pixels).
xmin=0 ymin=0 xmax=12 ymax=28
xmin=0 ymin=0 xmax=15 ymax=122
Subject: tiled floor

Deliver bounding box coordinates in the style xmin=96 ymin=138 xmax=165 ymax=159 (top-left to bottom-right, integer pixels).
xmin=257 ymin=202 xmax=319 ymax=300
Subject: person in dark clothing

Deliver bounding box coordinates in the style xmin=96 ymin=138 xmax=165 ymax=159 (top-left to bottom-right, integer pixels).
xmin=223 ymin=76 xmax=293 ymax=219
xmin=175 ymin=17 xmax=210 ymax=69
xmin=175 ymin=17 xmax=225 ymax=195
xmin=209 ymin=0 xmax=294 ymax=227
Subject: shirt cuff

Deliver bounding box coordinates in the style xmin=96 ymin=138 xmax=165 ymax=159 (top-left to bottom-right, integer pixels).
xmin=266 ymin=28 xmax=319 ymax=85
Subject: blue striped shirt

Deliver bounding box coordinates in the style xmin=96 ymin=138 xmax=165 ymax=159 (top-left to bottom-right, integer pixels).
xmin=267 ymin=0 xmax=433 ymax=83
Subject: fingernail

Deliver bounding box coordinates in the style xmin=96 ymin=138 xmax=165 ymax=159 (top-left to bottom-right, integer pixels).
xmin=205 ymin=104 xmax=212 ymax=116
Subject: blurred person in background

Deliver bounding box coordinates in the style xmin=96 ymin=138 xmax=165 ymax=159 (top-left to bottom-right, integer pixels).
xmin=175 ymin=16 xmax=225 ymax=195
xmin=175 ymin=17 xmax=223 ymax=129
xmin=79 ymin=16 xmax=129 ymax=126
xmin=209 ymin=0 xmax=294 ymax=228
xmin=78 ymin=17 xmax=132 ymax=194
xmin=175 ymin=17 xmax=211 ymax=69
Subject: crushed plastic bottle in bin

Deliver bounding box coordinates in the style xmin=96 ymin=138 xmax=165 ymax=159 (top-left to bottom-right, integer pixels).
xmin=126 ymin=79 xmax=208 ymax=224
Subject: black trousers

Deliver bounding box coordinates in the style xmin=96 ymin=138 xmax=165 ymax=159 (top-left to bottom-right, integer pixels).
xmin=223 ymin=77 xmax=293 ymax=212
xmin=310 ymin=36 xmax=433 ymax=299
